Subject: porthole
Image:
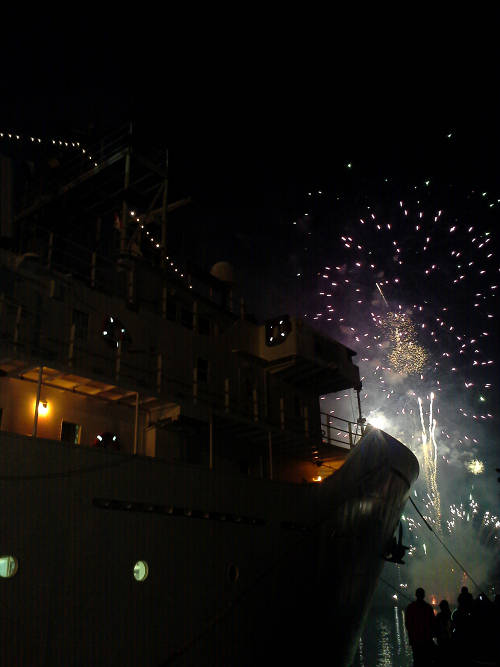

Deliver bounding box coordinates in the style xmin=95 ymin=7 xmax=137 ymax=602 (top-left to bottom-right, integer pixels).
xmin=226 ymin=563 xmax=239 ymax=584
xmin=133 ymin=560 xmax=149 ymax=582
xmin=0 ymin=556 xmax=18 ymax=578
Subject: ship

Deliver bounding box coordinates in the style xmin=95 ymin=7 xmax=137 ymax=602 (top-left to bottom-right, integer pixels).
xmin=0 ymin=125 xmax=419 ymax=666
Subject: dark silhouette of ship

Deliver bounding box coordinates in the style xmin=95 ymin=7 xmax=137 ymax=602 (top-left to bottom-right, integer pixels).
xmin=0 ymin=126 xmax=418 ymax=666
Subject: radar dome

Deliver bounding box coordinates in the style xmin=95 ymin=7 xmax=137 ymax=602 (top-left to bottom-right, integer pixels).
xmin=210 ymin=261 xmax=235 ymax=284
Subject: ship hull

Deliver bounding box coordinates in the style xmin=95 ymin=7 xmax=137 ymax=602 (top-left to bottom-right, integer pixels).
xmin=0 ymin=428 xmax=418 ymax=666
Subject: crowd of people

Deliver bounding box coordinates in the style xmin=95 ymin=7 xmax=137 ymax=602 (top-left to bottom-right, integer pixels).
xmin=405 ymin=586 xmax=499 ymax=666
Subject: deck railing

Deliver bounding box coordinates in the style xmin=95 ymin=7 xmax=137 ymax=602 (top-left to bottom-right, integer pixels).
xmin=320 ymin=411 xmax=364 ymax=449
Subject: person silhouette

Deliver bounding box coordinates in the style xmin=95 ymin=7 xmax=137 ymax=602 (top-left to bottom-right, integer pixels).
xmin=457 ymin=586 xmax=473 ymax=613
xmin=451 ymin=596 xmax=473 ymax=664
xmin=405 ymin=588 xmax=436 ymax=666
xmin=434 ymin=600 xmax=452 ymax=664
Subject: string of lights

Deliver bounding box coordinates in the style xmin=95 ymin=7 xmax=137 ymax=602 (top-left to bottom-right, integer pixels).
xmin=0 ymin=129 xmax=99 ymax=167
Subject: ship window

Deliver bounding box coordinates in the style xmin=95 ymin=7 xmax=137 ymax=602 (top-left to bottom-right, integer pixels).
xmin=181 ymin=308 xmax=193 ymax=329
xmin=265 ymin=315 xmax=291 ymax=346
xmin=72 ymin=309 xmax=89 ymax=341
xmin=0 ymin=555 xmax=18 ymax=578
xmin=226 ymin=563 xmax=239 ymax=584
xmin=198 ymin=316 xmax=210 ymax=335
xmin=61 ymin=421 xmax=81 ymax=444
xmin=133 ymin=560 xmax=149 ymax=582
xmin=197 ymin=358 xmax=209 ymax=384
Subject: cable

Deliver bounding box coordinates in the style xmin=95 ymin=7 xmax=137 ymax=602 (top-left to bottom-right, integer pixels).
xmin=379 ymin=576 xmax=412 ymax=603
xmin=408 ymin=496 xmax=484 ymax=594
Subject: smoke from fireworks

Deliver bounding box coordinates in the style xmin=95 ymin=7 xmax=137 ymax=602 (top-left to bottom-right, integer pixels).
xmin=287 ymin=152 xmax=499 ymax=602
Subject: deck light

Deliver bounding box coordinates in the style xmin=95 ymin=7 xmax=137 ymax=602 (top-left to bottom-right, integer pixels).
xmin=34 ymin=400 xmax=49 ymax=417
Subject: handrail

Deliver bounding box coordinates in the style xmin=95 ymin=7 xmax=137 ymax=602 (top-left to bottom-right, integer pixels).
xmin=0 ymin=309 xmax=322 ymax=448
xmin=320 ymin=411 xmax=364 ymax=449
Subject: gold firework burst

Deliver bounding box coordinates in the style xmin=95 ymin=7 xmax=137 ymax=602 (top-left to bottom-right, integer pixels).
xmin=378 ymin=312 xmax=428 ymax=375
xmin=465 ymin=459 xmax=484 ymax=475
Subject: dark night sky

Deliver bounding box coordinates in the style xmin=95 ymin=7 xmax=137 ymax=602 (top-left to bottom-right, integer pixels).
xmin=3 ymin=28 xmax=499 ymax=318
xmin=3 ymin=65 xmax=499 ymax=312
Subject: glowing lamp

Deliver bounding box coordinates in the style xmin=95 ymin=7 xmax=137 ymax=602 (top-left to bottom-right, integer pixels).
xmin=34 ymin=400 xmax=49 ymax=417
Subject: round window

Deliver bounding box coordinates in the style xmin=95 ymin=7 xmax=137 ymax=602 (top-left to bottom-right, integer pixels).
xmin=133 ymin=560 xmax=149 ymax=582
xmin=0 ymin=556 xmax=18 ymax=578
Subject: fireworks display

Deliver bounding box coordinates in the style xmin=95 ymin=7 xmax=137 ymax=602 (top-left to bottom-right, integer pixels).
xmin=379 ymin=311 xmax=429 ymax=375
xmin=466 ymin=459 xmax=485 ymax=475
xmin=285 ymin=130 xmax=499 ymax=602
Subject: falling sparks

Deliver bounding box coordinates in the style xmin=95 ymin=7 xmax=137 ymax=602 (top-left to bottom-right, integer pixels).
xmin=291 ymin=154 xmax=498 ymax=602
xmin=418 ymin=392 xmax=442 ymax=529
xmin=465 ymin=459 xmax=484 ymax=475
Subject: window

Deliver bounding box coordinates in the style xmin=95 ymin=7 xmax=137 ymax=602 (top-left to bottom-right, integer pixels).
xmin=72 ymin=309 xmax=89 ymax=342
xmin=197 ymin=358 xmax=209 ymax=384
xmin=61 ymin=421 xmax=81 ymax=444
xmin=133 ymin=560 xmax=149 ymax=582
xmin=0 ymin=556 xmax=18 ymax=578
xmin=265 ymin=315 xmax=291 ymax=346
xmin=198 ymin=316 xmax=210 ymax=335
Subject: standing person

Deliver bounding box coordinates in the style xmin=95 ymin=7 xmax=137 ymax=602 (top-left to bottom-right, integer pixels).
xmin=457 ymin=586 xmax=473 ymax=613
xmin=405 ymin=587 xmax=436 ymax=666
xmin=434 ymin=600 xmax=452 ymax=665
xmin=451 ymin=597 xmax=473 ymax=665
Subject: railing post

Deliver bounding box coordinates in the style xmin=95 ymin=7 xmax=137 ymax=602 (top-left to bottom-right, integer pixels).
xmin=32 ymin=365 xmax=43 ymax=439
xmin=268 ymin=431 xmax=273 ymax=480
xmin=280 ymin=396 xmax=285 ymax=430
xmin=224 ymin=378 xmax=230 ymax=413
xmin=47 ymin=232 xmax=54 ymax=269
xmin=127 ymin=265 xmax=135 ymax=304
xmin=348 ymin=421 xmax=353 ymax=448
xmin=327 ymin=414 xmax=332 ymax=446
xmin=156 ymin=353 xmax=162 ymax=393
xmin=193 ymin=300 xmax=198 ymax=332
xmin=90 ymin=251 xmax=96 ymax=288
xmin=356 ymin=388 xmax=366 ymax=436
xmin=193 ymin=365 xmax=198 ymax=405
xmin=13 ymin=305 xmax=22 ymax=355
xmin=253 ymin=387 xmax=258 ymax=422
xmin=120 ymin=128 xmax=132 ymax=256
xmin=209 ymin=411 xmax=214 ymax=470
xmin=162 ymin=284 xmax=167 ymax=318
xmin=68 ymin=323 xmax=75 ymax=367
xmin=133 ymin=392 xmax=139 ymax=455
xmin=115 ymin=340 xmax=122 ymax=382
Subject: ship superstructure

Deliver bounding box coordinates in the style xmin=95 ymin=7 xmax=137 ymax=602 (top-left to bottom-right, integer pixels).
xmin=0 ymin=126 xmax=419 ymax=666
